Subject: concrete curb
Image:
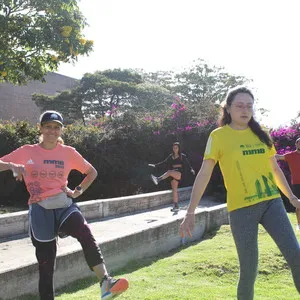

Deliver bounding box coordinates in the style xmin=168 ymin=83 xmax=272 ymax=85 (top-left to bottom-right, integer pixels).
xmin=0 ymin=187 xmax=193 ymax=239
xmin=0 ymin=203 xmax=228 ymax=299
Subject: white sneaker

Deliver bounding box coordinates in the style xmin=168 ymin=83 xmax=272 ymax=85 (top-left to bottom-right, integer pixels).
xmin=151 ymin=174 xmax=158 ymax=185
xmin=170 ymin=205 xmax=179 ymax=212
xmin=296 ymin=224 xmax=300 ymax=231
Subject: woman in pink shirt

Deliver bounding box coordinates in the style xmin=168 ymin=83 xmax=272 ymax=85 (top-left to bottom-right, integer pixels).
xmin=0 ymin=111 xmax=128 ymax=300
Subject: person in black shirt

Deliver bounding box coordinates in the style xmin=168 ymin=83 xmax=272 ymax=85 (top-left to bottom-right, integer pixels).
xmin=149 ymin=142 xmax=195 ymax=211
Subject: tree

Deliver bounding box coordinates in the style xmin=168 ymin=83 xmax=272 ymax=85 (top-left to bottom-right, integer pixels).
xmin=133 ymin=61 xmax=250 ymax=123
xmin=173 ymin=59 xmax=249 ymax=104
xmin=32 ymin=88 xmax=84 ymax=124
xmin=33 ymin=69 xmax=146 ymax=124
xmin=78 ymin=69 xmax=143 ymax=120
xmin=0 ymin=0 xmax=93 ymax=84
xmin=135 ymin=69 xmax=175 ymax=89
xmin=171 ymin=59 xmax=250 ymax=122
xmin=130 ymin=83 xmax=172 ymax=113
xmin=33 ymin=62 xmax=252 ymax=126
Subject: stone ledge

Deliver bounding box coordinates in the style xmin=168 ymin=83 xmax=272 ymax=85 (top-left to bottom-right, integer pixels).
xmin=0 ymin=202 xmax=228 ymax=299
xmin=0 ymin=187 xmax=192 ymax=239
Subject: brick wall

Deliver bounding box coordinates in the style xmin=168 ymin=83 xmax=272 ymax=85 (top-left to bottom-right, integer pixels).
xmin=0 ymin=72 xmax=78 ymax=123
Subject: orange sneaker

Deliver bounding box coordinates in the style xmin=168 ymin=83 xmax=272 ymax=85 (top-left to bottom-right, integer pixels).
xmin=101 ymin=275 xmax=129 ymax=299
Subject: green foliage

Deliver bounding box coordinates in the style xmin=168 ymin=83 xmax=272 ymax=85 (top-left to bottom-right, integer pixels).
xmin=0 ymin=120 xmax=39 ymax=154
xmin=79 ymin=69 xmax=140 ymax=117
xmin=0 ymin=120 xmax=38 ymax=206
xmin=32 ymin=60 xmax=250 ymax=125
xmin=270 ymin=124 xmax=300 ymax=211
xmin=136 ymin=69 xmax=175 ymax=88
xmin=173 ymin=59 xmax=249 ymax=104
xmin=1 ymin=60 xmax=251 ymax=205
xmin=136 ymin=62 xmax=250 ymax=120
xmin=0 ymin=0 xmax=93 ymax=84
xmin=0 ymin=103 xmax=221 ymax=206
xmin=32 ymin=69 xmax=150 ymax=124
xmin=271 ymin=125 xmax=299 ymax=154
xmin=33 ymin=89 xmax=83 ymax=125
xmin=102 ymin=69 xmax=143 ymax=84
xmin=132 ymin=83 xmax=172 ymax=113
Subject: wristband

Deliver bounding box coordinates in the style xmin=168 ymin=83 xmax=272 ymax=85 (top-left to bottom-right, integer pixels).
xmin=75 ymin=185 xmax=83 ymax=195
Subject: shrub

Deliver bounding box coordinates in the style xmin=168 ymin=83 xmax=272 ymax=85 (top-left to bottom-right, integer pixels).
xmin=270 ymin=124 xmax=300 ymax=211
xmin=0 ymin=102 xmax=221 ymax=207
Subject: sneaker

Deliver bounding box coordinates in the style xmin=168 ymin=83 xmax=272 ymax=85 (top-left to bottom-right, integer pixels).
xmin=170 ymin=204 xmax=179 ymax=212
xmin=296 ymin=224 xmax=300 ymax=231
xmin=101 ymin=275 xmax=129 ymax=299
xmin=151 ymin=174 xmax=158 ymax=185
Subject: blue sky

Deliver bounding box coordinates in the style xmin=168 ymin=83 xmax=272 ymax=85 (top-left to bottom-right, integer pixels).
xmin=58 ymin=0 xmax=300 ymax=128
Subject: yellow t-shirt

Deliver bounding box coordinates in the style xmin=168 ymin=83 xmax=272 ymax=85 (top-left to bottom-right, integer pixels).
xmin=204 ymin=125 xmax=280 ymax=212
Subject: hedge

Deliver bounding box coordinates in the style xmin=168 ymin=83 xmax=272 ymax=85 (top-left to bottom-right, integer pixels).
xmin=0 ymin=109 xmax=222 ymax=207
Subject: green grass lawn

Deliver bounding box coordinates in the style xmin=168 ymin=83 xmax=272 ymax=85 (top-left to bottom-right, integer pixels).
xmin=17 ymin=214 xmax=300 ymax=300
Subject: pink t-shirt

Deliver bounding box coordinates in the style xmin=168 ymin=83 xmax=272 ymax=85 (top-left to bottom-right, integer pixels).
xmin=0 ymin=143 xmax=91 ymax=204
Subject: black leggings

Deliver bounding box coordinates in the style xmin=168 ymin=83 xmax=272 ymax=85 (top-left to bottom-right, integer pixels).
xmin=31 ymin=212 xmax=104 ymax=300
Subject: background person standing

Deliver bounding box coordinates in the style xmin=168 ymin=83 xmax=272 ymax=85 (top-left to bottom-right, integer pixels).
xmin=276 ymin=137 xmax=300 ymax=229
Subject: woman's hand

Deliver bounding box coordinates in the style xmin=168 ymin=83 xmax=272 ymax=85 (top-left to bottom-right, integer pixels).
xmin=289 ymin=195 xmax=300 ymax=209
xmin=62 ymin=186 xmax=82 ymax=199
xmin=148 ymin=164 xmax=155 ymax=168
xmin=179 ymin=213 xmax=195 ymax=238
xmin=9 ymin=162 xmax=25 ymax=181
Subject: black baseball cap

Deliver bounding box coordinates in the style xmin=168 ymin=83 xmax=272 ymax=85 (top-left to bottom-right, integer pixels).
xmin=40 ymin=111 xmax=63 ymax=126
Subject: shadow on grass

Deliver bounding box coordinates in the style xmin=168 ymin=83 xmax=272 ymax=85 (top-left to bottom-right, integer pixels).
xmin=14 ymin=277 xmax=97 ymax=300
xmin=115 ymin=226 xmax=221 ymax=274
xmin=14 ymin=227 xmax=222 ymax=299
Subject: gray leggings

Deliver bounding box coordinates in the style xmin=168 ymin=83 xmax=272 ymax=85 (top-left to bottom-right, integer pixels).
xmin=229 ymin=198 xmax=300 ymax=300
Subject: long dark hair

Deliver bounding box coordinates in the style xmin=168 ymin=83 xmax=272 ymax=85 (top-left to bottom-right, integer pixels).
xmin=218 ymin=86 xmax=272 ymax=148
xmin=172 ymin=142 xmax=182 ymax=158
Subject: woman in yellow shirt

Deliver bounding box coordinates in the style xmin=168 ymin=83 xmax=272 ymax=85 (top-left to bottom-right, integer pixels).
xmin=180 ymin=86 xmax=300 ymax=300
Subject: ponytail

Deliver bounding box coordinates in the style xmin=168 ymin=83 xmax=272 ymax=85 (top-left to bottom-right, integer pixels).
xmin=248 ymin=118 xmax=272 ymax=148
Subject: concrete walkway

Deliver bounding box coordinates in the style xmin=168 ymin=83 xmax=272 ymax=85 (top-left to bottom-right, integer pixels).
xmin=0 ymin=195 xmax=228 ymax=299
